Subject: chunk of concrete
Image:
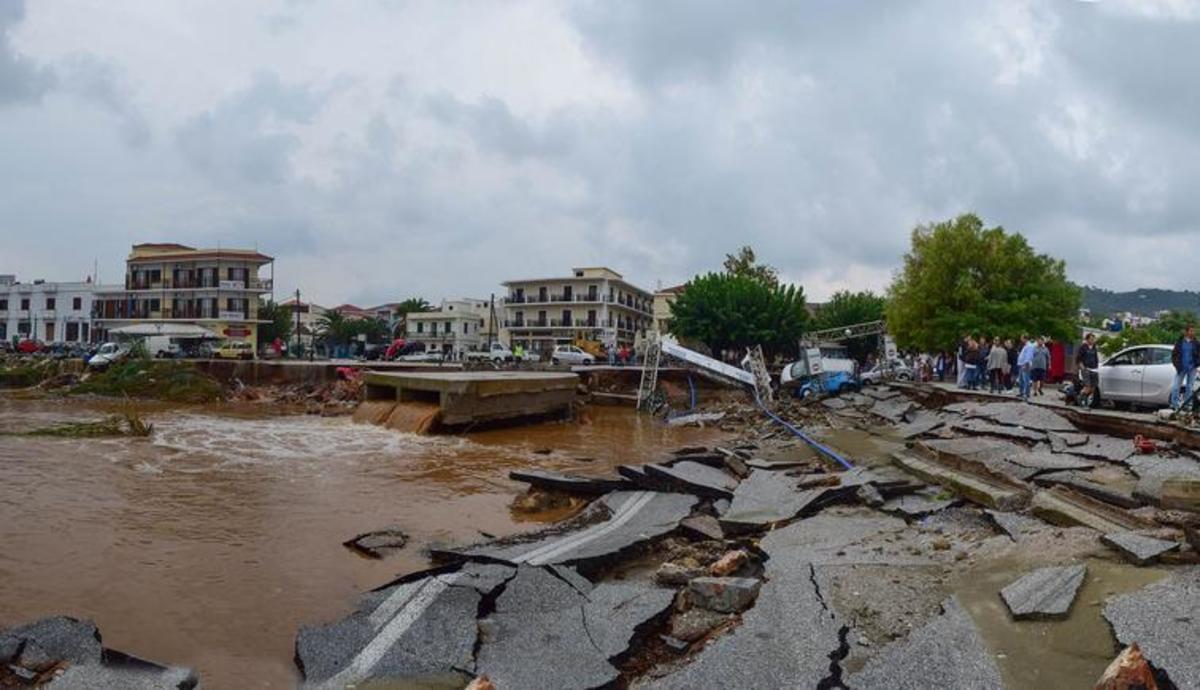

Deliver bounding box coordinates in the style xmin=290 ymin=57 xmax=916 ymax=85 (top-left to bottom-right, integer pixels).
xmin=644 ymin=461 xmax=739 ymax=499
xmin=880 ymin=489 xmax=957 ymax=517
xmin=1054 ymin=434 xmax=1132 ymax=463
xmin=871 ymin=396 xmax=917 ymax=423
xmin=984 ymin=510 xmax=1049 ymax=542
xmin=679 ymin=514 xmax=724 ymax=541
xmin=1031 ymin=488 xmax=1151 ymax=534
xmin=848 ymin=596 xmax=1005 ymax=689
xmin=1101 ymin=531 xmax=1180 ymax=565
xmin=687 ymin=576 xmax=762 ymax=613
xmin=956 ymin=401 xmax=1077 ymax=432
xmin=1104 ymin=568 xmax=1200 ymax=690
xmin=1048 ymin=432 xmax=1089 ymax=450
xmin=1034 ymin=471 xmax=1141 ymax=509
xmin=891 ymin=451 xmax=1028 ymax=511
xmin=950 ymin=418 xmax=1048 ymax=443
xmin=655 ymin=562 xmax=705 ymax=587
xmin=669 ymin=608 xmax=728 ymax=643
xmin=508 ymin=469 xmax=631 ymax=495
xmin=1000 ymin=564 xmax=1086 ymax=619
xmin=439 ymin=491 xmax=698 ymax=567
xmin=893 ymin=412 xmax=947 ymax=439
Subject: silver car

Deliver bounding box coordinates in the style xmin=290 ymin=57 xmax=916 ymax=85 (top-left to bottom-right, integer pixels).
xmin=551 ymin=345 xmax=595 ymax=366
xmin=1095 ymin=344 xmax=1179 ymax=408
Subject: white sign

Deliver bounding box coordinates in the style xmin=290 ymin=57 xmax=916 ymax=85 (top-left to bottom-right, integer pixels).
xmin=805 ymin=348 xmax=824 ymax=376
xmin=884 ymin=335 xmax=898 ymax=361
xmin=218 ymin=311 xmax=245 ymax=321
xmin=219 ymin=280 xmax=245 ymax=290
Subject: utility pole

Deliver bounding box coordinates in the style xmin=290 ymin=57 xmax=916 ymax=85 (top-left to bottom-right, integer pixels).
xmin=487 ymin=293 xmax=496 ymax=349
xmin=294 ymin=288 xmax=302 ymax=358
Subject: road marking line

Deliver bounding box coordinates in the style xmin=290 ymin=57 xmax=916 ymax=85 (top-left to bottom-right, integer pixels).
xmin=522 ymin=491 xmax=656 ymax=565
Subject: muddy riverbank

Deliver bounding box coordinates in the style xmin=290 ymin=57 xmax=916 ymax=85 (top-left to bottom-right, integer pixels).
xmin=0 ymin=397 xmax=725 ymax=688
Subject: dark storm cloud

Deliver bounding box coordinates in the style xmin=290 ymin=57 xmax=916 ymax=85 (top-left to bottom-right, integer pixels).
xmin=0 ymin=0 xmax=52 ymax=103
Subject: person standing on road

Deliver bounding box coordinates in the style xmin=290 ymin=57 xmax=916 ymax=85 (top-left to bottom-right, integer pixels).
xmin=1017 ymin=335 xmax=1037 ymax=401
xmin=1171 ymin=324 xmax=1199 ymax=410
xmin=977 ymin=337 xmax=991 ymax=390
xmin=957 ymin=334 xmax=970 ymax=388
xmin=1076 ymin=333 xmax=1100 ymax=406
xmin=1005 ymin=338 xmax=1018 ymax=391
xmin=964 ymin=337 xmax=981 ymax=391
xmin=987 ymin=339 xmax=1009 ymax=394
xmin=1032 ymin=337 xmax=1050 ymax=396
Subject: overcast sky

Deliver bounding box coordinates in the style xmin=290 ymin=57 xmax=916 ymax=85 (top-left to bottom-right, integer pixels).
xmin=3 ymin=0 xmax=1199 ymax=307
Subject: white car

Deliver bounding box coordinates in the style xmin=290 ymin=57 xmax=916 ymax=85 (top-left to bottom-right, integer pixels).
xmin=551 ymin=345 xmax=595 ymax=366
xmin=398 ymin=350 xmax=445 ymax=362
xmin=87 ymin=342 xmax=129 ymax=369
xmin=1094 ymin=344 xmax=1181 ymax=408
xmin=860 ymin=359 xmax=914 ymax=386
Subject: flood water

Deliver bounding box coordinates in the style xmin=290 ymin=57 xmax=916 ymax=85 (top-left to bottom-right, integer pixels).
xmin=0 ymin=397 xmax=723 ymax=688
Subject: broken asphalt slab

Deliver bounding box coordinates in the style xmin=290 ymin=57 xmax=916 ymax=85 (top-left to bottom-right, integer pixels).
xmin=342 ymin=529 xmax=408 ymax=559
xmin=295 ymin=564 xmax=505 ymax=688
xmin=1033 ymin=470 xmax=1142 ymax=509
xmin=434 ymin=491 xmax=698 ymax=568
xmin=880 ymin=489 xmax=957 ymax=517
xmin=984 ymin=509 xmax=1051 ymax=542
xmin=476 ymin=565 xmax=675 ymax=690
xmin=891 ymin=451 xmax=1028 ymax=511
xmin=949 ymin=418 xmax=1048 ymax=443
xmin=893 ymin=411 xmax=947 ymax=439
xmin=1126 ymin=453 xmax=1200 ymax=508
xmin=0 ymin=616 xmax=198 ymax=690
xmin=643 ymin=461 xmax=739 ymax=499
xmin=1051 ymin=434 xmax=1133 ymax=463
xmin=943 ymin=400 xmax=1078 ymax=432
xmin=999 ymin=564 xmax=1086 ymax=619
xmin=1104 ymin=567 xmax=1200 ymax=690
xmin=718 ymin=469 xmax=850 ymax=534
xmin=1101 ymin=531 xmax=1180 ymax=565
xmin=508 ymin=469 xmax=632 ymax=496
xmin=847 ymin=596 xmax=1005 ymax=689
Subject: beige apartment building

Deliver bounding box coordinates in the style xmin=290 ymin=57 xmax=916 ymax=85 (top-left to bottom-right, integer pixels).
xmin=501 ymin=267 xmax=653 ymax=354
xmin=92 ymin=243 xmax=274 ymax=344
xmin=652 ymin=284 xmax=686 ymax=334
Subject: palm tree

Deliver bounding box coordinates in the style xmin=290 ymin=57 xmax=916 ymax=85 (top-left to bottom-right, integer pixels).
xmin=316 ymin=310 xmax=352 ymax=346
xmin=391 ymin=297 xmax=434 ymax=337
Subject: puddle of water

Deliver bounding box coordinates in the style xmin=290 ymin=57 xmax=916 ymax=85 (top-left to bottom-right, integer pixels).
xmin=953 ymin=556 xmax=1168 ymax=689
xmin=0 ymin=396 xmax=723 ymax=689
xmin=815 ymin=426 xmax=904 ymax=468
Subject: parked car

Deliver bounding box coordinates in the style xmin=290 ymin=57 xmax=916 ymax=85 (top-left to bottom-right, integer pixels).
xmin=1091 ymin=344 xmax=1182 ymax=409
xmin=551 ymin=345 xmax=595 ymax=366
xmin=87 ymin=342 xmax=129 ymax=369
xmin=398 ymin=350 xmax=445 ymax=362
xmin=214 ymin=341 xmax=255 ymax=360
xmin=860 ymin=359 xmax=914 ymax=386
xmin=465 ymin=342 xmax=516 ymax=363
xmin=16 ymin=339 xmax=41 ymax=354
xmin=795 ymin=371 xmax=860 ymax=400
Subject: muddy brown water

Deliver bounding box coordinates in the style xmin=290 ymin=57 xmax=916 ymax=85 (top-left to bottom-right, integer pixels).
xmin=0 ymin=397 xmax=724 ymax=689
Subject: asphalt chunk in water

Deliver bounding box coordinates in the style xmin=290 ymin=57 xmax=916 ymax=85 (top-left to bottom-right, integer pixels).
xmin=1101 ymin=531 xmax=1180 ymax=565
xmin=508 ymin=468 xmax=633 ymax=496
xmin=1104 ymin=567 xmax=1200 ymax=690
xmin=0 ymin=616 xmax=198 ymax=690
xmin=437 ymin=491 xmax=698 ymax=568
xmin=847 ymin=596 xmax=1005 ymax=690
xmin=999 ymin=564 xmax=1086 ymax=619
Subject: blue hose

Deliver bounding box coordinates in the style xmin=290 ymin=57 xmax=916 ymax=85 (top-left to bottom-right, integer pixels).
xmin=755 ymin=393 xmax=854 ymax=470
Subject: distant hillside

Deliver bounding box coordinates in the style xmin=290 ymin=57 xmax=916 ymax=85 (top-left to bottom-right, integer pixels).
xmin=1080 ymin=286 xmax=1200 ymax=317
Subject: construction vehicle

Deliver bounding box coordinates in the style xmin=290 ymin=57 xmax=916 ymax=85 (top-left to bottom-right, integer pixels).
xmin=572 ymin=331 xmax=608 ymax=360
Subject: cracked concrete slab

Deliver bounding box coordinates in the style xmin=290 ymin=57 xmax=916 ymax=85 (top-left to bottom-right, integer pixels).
xmin=1104 ymin=567 xmax=1200 ymax=690
xmin=946 ymin=401 xmax=1077 ymax=432
xmin=880 ymin=488 xmax=957 ymax=517
xmin=1034 ymin=470 xmax=1141 ymax=509
xmin=1053 ymin=434 xmax=1133 ymax=463
xmin=439 ymin=491 xmax=698 ymax=567
xmin=847 ymin=596 xmax=1004 ymax=689
xmin=718 ymin=469 xmax=848 ymax=534
xmin=1127 ymin=454 xmax=1200 ymax=506
xmin=1000 ymin=564 xmax=1086 ymax=619
xmin=870 ymin=397 xmax=917 ymax=423
xmin=894 ymin=411 xmax=947 ymax=439
xmin=949 ymin=418 xmax=1048 ymax=443
xmin=984 ymin=510 xmax=1049 ymax=541
xmin=1048 ymin=432 xmax=1089 ymax=450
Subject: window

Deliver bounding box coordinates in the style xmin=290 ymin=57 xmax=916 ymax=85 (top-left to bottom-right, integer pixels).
xmin=0 ymin=299 xmax=6 ymax=310
xmin=575 ymin=270 xmax=584 ymax=277
xmin=463 ymin=322 xmax=469 ymax=334
xmin=45 ymin=297 xmax=55 ymax=310
xmin=444 ymin=321 xmax=451 ymax=334
xmin=20 ymin=298 xmax=29 ymax=310
xmin=417 ymin=322 xmax=424 ymax=334
xmin=1146 ymin=348 xmax=1173 ymax=366
xmin=72 ymin=297 xmax=82 ymax=311
xmin=149 ymin=298 xmax=161 ymax=312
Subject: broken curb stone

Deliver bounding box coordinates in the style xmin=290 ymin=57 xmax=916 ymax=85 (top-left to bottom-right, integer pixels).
xmin=999 ymin=564 xmax=1086 ymax=619
xmin=708 ymin=549 xmax=749 ymax=576
xmin=1101 ymin=531 xmax=1180 ymax=565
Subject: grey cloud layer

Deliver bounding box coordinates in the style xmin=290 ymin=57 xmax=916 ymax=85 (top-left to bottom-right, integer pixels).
xmin=2 ymin=0 xmax=1199 ymax=305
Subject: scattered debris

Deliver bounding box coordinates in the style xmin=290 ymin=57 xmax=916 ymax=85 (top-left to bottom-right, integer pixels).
xmin=1094 ymin=644 xmax=1159 ymax=690
xmin=1104 ymin=568 xmax=1200 ymax=689
xmin=686 ymin=576 xmax=761 ymax=613
xmin=708 ymin=550 xmax=749 ymax=576
xmin=342 ymin=529 xmax=408 ymax=559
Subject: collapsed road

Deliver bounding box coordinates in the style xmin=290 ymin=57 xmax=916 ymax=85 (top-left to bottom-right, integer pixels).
xmin=287 ymin=383 xmax=1200 ymax=689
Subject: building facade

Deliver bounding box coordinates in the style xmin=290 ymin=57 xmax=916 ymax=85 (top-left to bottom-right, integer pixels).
xmin=0 ymin=274 xmax=118 ymax=343
xmin=92 ymin=243 xmax=274 ymax=344
xmin=405 ymin=298 xmax=491 ymax=359
xmin=280 ymin=296 xmax=328 ymax=349
xmin=501 ymin=267 xmax=654 ymax=354
xmin=652 ymin=284 xmax=686 ymax=334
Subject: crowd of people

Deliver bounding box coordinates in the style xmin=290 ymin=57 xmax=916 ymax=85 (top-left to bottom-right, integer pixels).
xmin=925 ymin=334 xmax=1055 ymax=401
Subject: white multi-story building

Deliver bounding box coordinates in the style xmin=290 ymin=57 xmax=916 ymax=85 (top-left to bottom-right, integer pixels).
xmin=0 ymin=274 xmax=119 ymax=344
xmin=405 ymin=298 xmax=492 ymax=359
xmin=501 ymin=267 xmax=654 ymax=355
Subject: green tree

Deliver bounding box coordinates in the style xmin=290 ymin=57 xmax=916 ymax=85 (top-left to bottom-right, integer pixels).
xmin=256 ymin=300 xmax=294 ymax=348
xmin=315 ymin=310 xmax=353 ymax=346
xmin=1097 ymin=311 xmax=1198 ymax=356
xmin=722 ymin=246 xmax=779 ymax=288
xmin=885 ymin=213 xmax=1080 ymax=352
xmin=669 ymin=272 xmax=807 ymax=359
xmin=391 ymin=297 xmax=434 ymax=337
xmin=812 ymin=290 xmax=887 ymax=362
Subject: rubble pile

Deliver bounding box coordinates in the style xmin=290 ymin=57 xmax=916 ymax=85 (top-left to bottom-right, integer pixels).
xmin=228 ymin=376 xmax=362 ymax=414
xmin=289 ymin=382 xmax=1200 ymax=689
